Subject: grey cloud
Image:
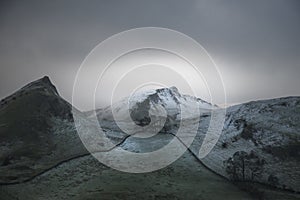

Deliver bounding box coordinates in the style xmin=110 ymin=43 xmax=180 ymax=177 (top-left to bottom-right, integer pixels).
xmin=0 ymin=0 xmax=299 ymax=110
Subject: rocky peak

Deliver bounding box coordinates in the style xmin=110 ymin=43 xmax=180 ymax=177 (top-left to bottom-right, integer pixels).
xmin=0 ymin=76 xmax=72 ymax=120
xmin=1 ymin=76 xmax=59 ymax=109
xmin=155 ymin=86 xmax=180 ymax=96
xmin=20 ymin=76 xmax=59 ymax=96
xmin=126 ymin=86 xmax=213 ymax=128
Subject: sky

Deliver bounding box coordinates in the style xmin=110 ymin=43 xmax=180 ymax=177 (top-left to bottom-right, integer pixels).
xmin=0 ymin=0 xmax=299 ymax=111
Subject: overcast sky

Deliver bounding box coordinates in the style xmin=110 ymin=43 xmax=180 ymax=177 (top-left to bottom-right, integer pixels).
xmin=0 ymin=0 xmax=299 ymax=110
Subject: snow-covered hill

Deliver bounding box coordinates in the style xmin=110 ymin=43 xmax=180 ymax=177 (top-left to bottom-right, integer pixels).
xmin=89 ymin=87 xmax=216 ymax=133
xmin=88 ymin=87 xmax=300 ymax=193
xmin=188 ymin=97 xmax=300 ymax=192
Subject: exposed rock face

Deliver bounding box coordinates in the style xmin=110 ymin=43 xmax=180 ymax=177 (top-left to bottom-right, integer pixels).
xmin=0 ymin=76 xmax=87 ymax=184
xmin=94 ymin=86 xmax=215 ymax=133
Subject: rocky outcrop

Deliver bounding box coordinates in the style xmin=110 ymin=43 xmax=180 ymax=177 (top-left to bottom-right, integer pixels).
xmin=94 ymin=86 xmax=214 ymax=133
